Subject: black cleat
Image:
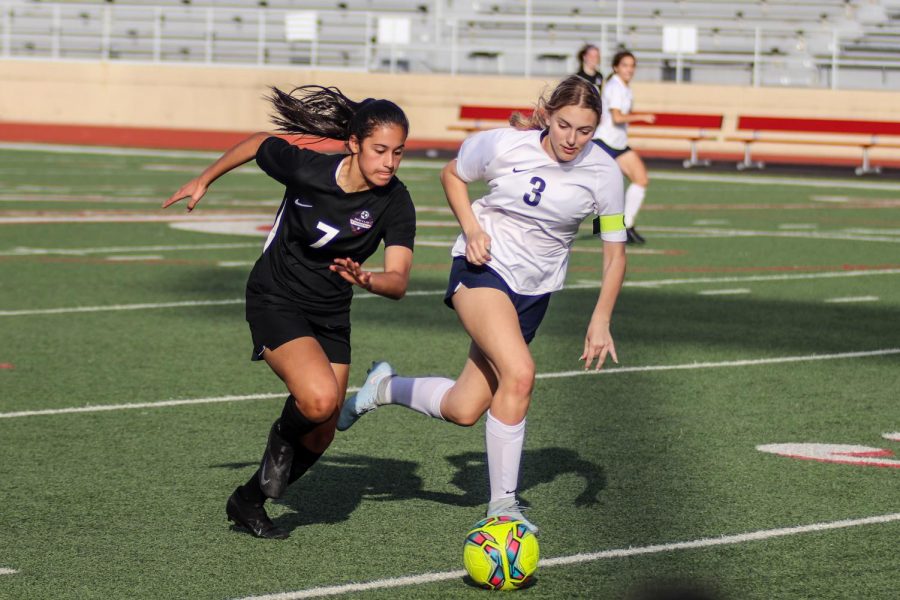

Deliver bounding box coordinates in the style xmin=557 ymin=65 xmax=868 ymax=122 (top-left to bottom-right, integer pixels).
xmin=226 ymin=487 xmax=289 ymax=539
xmin=259 ymin=420 xmax=294 ymax=499
xmin=626 ymin=227 xmax=646 ymax=244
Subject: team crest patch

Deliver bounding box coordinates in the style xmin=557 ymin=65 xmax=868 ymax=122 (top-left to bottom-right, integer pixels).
xmin=349 ymin=209 xmax=374 ymax=234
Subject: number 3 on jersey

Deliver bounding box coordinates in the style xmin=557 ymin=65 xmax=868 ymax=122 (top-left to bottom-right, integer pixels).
xmin=523 ymin=177 xmax=546 ymax=207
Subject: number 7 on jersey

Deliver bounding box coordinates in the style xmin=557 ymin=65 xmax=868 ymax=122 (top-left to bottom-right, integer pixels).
xmin=310 ymin=221 xmax=340 ymax=248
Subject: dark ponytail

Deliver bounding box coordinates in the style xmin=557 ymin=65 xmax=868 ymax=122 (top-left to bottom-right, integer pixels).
xmin=267 ymin=85 xmax=409 ymax=142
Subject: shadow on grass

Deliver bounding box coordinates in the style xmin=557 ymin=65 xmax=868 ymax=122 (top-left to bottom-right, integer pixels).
xmin=226 ymin=447 xmax=605 ymax=532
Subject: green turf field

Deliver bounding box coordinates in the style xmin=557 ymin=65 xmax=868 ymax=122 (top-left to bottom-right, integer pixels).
xmin=0 ymin=145 xmax=898 ymax=600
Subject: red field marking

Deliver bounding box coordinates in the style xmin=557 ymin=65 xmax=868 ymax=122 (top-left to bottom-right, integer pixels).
xmin=0 ymin=363 xmax=14 ymax=369
xmin=0 ymin=122 xmax=462 ymax=152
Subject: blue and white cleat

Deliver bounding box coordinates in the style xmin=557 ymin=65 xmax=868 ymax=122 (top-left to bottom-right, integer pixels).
xmin=337 ymin=361 xmax=395 ymax=431
xmin=486 ymin=497 xmax=539 ymax=536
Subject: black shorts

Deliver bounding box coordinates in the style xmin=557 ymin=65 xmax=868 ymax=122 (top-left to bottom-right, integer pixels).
xmin=246 ymin=296 xmax=351 ymax=365
xmin=593 ymin=138 xmax=631 ymax=159
xmin=444 ymin=257 xmax=550 ymax=344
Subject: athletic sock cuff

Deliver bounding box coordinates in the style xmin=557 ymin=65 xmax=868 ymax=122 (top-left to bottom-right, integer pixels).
xmin=486 ymin=410 xmax=526 ymax=436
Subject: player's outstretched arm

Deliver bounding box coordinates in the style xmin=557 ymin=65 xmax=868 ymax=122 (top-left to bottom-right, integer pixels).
xmin=162 ymin=132 xmax=271 ymax=211
xmin=581 ymin=240 xmax=626 ymax=370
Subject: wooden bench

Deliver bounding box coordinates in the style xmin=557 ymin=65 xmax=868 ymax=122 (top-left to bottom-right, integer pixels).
xmin=628 ymin=112 xmax=723 ymax=168
xmin=728 ymin=116 xmax=900 ymax=175
xmin=447 ymin=105 xmax=533 ymax=134
xmin=449 ymin=105 xmax=723 ymax=168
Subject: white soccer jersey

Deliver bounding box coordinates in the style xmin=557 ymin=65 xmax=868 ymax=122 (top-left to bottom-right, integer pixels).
xmin=595 ymin=74 xmax=633 ymax=149
xmin=452 ymin=127 xmax=626 ymax=296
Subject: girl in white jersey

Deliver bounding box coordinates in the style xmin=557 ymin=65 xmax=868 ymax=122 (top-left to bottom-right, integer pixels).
xmin=337 ymin=76 xmax=627 ymax=533
xmin=595 ymin=51 xmax=656 ymax=244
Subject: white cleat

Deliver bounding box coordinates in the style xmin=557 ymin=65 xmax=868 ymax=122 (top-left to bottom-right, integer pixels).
xmin=337 ymin=361 xmax=395 ymax=431
xmin=486 ymin=497 xmax=539 ymax=536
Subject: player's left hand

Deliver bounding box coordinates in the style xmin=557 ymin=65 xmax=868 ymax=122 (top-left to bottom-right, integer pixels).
xmin=580 ymin=320 xmax=618 ymax=370
xmin=331 ymin=258 xmax=373 ymax=291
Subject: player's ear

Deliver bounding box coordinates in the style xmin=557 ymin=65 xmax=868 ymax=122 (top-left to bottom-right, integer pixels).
xmin=347 ymin=135 xmax=361 ymax=155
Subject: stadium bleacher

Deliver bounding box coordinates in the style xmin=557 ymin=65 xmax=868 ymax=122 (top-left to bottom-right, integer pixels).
xmin=1 ymin=0 xmax=898 ymax=89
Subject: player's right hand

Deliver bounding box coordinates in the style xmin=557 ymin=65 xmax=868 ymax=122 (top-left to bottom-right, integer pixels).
xmin=465 ymin=230 xmax=492 ymax=265
xmin=162 ymin=178 xmax=207 ymax=211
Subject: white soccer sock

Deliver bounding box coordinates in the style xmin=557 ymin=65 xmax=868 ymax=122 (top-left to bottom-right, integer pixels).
xmin=485 ymin=411 xmax=526 ymax=503
xmin=624 ymin=183 xmax=646 ymax=228
xmin=383 ymin=376 xmax=452 ymax=421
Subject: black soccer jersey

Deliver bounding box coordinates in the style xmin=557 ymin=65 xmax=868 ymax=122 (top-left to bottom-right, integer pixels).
xmin=246 ymin=136 xmax=416 ymax=317
xmin=575 ymin=69 xmax=603 ymax=93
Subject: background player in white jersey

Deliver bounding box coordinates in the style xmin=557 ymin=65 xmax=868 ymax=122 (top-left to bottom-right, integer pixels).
xmin=338 ymin=76 xmax=627 ymax=533
xmin=594 ymin=51 xmax=656 ymax=244
xmin=163 ymin=86 xmax=416 ymax=539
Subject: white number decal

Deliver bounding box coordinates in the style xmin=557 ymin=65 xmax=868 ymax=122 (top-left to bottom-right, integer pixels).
xmin=757 ymin=433 xmax=900 ymax=469
xmin=310 ymin=221 xmax=340 ymax=248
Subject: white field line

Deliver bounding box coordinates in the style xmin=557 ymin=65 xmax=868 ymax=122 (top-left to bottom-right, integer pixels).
xmin=0 ymin=568 xmax=17 ymax=576
xmin=1 ymin=349 xmax=896 ymax=420
xmin=218 ymin=261 xmax=255 ymax=268
xmin=105 ymin=255 xmax=164 ymax=261
xmin=532 ymin=348 xmax=900 ymax=381
xmin=648 ymin=171 xmax=900 ymax=191
xmin=644 ymin=226 xmax=900 ymax=244
xmin=606 ymin=268 xmax=900 ymax=288
xmin=697 ymin=288 xmax=751 ymax=295
xmin=0 ymin=213 xmax=272 ymax=225
xmin=825 ymin=296 xmax=880 ymax=303
xmin=0 ymin=142 xmax=222 ymax=159
xmin=3 ymin=268 xmax=900 ymax=317
xmin=0 ymin=242 xmax=260 ymax=257
xmin=0 ymin=298 xmax=244 ymax=316
xmin=844 ymin=228 xmax=900 ymax=236
xmin=0 ymin=194 xmax=161 ymax=204
xmin=6 ymin=142 xmax=900 ymax=190
xmin=234 ymin=512 xmax=900 ymax=600
xmin=778 ymin=224 xmax=817 ymax=230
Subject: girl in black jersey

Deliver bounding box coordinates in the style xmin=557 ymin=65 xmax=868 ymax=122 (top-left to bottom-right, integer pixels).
xmin=163 ymin=86 xmax=416 ymax=539
xmin=574 ymin=44 xmax=603 ymax=93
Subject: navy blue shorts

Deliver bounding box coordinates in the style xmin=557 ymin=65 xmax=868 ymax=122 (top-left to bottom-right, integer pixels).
xmin=444 ymin=257 xmax=550 ymax=344
xmin=593 ymin=138 xmax=631 ymax=159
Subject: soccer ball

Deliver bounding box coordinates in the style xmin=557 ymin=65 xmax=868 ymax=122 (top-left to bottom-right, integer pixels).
xmin=463 ymin=516 xmax=539 ymax=590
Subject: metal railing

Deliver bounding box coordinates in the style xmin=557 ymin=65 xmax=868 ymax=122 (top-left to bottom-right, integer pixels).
xmin=1 ymin=1 xmax=898 ymax=90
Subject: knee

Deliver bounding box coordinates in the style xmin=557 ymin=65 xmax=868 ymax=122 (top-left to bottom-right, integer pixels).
xmin=502 ymin=363 xmax=535 ymax=399
xmin=632 ymin=175 xmax=649 ymax=188
xmin=451 ymin=410 xmax=484 ymax=428
xmin=288 ymin=384 xmax=340 ymax=423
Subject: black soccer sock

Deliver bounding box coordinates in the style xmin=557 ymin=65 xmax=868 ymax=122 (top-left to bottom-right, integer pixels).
xmin=287 ymin=446 xmax=324 ymax=485
xmin=277 ymin=395 xmax=320 ymax=441
xmin=239 ymin=470 xmax=267 ymax=505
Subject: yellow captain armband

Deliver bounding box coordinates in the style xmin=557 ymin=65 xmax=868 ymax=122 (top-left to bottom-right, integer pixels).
xmin=592 ymin=213 xmax=626 ymax=235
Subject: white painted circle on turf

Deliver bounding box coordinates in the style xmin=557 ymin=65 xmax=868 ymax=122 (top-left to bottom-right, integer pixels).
xmin=757 ymin=443 xmax=900 ymax=468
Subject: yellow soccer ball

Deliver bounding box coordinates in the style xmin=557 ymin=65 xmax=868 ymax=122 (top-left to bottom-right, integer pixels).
xmin=463 ymin=516 xmax=540 ymax=591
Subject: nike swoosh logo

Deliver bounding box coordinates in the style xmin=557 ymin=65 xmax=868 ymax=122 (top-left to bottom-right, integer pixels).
xmin=294 ymin=199 xmax=313 ymax=208
xmin=512 ymin=167 xmax=528 ymax=173
xmin=260 ymin=457 xmax=271 ymax=486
